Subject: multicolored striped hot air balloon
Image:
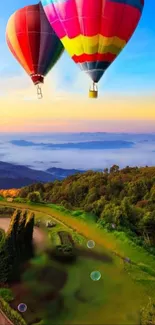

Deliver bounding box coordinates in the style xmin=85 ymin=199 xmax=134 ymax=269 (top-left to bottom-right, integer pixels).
xmin=6 ymin=2 xmax=64 ymax=99
xmin=41 ymin=0 xmax=144 ymax=98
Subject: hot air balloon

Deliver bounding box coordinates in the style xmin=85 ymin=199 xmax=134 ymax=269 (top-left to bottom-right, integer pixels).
xmin=6 ymin=2 xmax=64 ymax=99
xmin=41 ymin=0 xmax=144 ymax=98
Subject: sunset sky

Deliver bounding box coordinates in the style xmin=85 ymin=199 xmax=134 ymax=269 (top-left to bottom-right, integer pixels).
xmin=0 ymin=0 xmax=154 ymax=132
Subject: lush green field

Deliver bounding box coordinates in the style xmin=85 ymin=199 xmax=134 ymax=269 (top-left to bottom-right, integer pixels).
xmin=0 ymin=201 xmax=155 ymax=324
xmin=23 ymin=218 xmax=144 ymax=325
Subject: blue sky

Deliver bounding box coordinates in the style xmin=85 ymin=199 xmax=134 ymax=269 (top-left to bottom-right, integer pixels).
xmin=0 ymin=0 xmax=154 ymax=95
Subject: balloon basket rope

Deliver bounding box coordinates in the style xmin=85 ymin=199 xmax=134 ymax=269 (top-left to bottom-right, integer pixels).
xmin=36 ymin=84 xmax=43 ymax=99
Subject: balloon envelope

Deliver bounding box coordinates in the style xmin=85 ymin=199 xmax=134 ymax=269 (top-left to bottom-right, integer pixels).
xmin=41 ymin=0 xmax=144 ymax=83
xmin=6 ymin=2 xmax=64 ymax=85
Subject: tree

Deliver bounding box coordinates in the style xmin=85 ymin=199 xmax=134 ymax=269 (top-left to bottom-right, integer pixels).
xmin=127 ymin=179 xmax=148 ymax=203
xmin=6 ymin=209 xmax=21 ymax=252
xmin=106 ymin=176 xmax=124 ymax=198
xmin=120 ymin=197 xmax=144 ymax=231
xmin=0 ymin=229 xmax=10 ymax=283
xmin=20 ymin=187 xmax=30 ymax=198
xmin=113 ymin=206 xmax=123 ymax=226
xmin=109 ymin=165 xmax=119 ymax=174
xmin=122 ymin=166 xmax=131 ymax=174
xmin=100 ymin=203 xmax=116 ymax=224
xmin=140 ymin=211 xmax=155 ymax=245
xmin=16 ymin=210 xmax=27 ymax=261
xmin=27 ymin=191 xmax=41 ymax=203
xmin=24 ymin=212 xmax=35 ymax=259
xmin=85 ymin=187 xmax=99 ymax=204
xmin=5 ymin=209 xmax=22 ymax=282
xmin=91 ymin=197 xmax=106 ymax=217
xmin=150 ymin=185 xmax=155 ymax=203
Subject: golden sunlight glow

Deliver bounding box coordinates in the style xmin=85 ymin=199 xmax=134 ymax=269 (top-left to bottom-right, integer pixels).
xmin=0 ymin=73 xmax=154 ymax=132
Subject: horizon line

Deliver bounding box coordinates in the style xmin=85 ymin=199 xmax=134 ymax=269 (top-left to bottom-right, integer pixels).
xmin=0 ymin=131 xmax=155 ymax=135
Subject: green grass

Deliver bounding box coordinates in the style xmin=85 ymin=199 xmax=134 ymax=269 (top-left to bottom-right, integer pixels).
xmin=34 ymin=210 xmax=86 ymax=247
xmin=27 ymin=209 xmax=146 ymax=324
xmin=49 ymin=252 xmax=144 ymax=325
xmin=97 ymin=228 xmax=155 ymax=275
xmin=47 ymin=204 xmax=96 ymax=223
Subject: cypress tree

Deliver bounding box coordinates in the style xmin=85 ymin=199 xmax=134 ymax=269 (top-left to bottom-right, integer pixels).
xmin=16 ymin=210 xmax=27 ymax=262
xmin=24 ymin=212 xmax=35 ymax=260
xmin=0 ymin=210 xmax=35 ymax=283
xmin=5 ymin=209 xmax=22 ymax=282
xmin=6 ymin=209 xmax=21 ymax=249
xmin=0 ymin=230 xmax=9 ymax=284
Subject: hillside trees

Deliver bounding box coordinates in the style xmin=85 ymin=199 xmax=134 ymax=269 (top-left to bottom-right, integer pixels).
xmin=139 ymin=211 xmax=155 ymax=246
xmin=9 ymin=165 xmax=155 ymax=249
xmin=109 ymin=164 xmax=119 ymax=174
xmin=27 ymin=191 xmax=41 ymax=203
xmin=127 ymin=179 xmax=148 ymax=203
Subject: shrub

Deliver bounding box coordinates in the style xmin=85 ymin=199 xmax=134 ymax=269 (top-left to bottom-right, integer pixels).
xmin=72 ymin=210 xmax=83 ymax=217
xmin=14 ymin=197 xmax=26 ymax=203
xmin=53 ymin=244 xmax=76 ymax=264
xmin=27 ymin=191 xmax=41 ymax=203
xmin=140 ymin=298 xmax=155 ymax=325
xmin=0 ymin=207 xmax=15 ymax=217
xmin=0 ymin=288 xmax=14 ymax=302
xmin=49 ymin=231 xmax=61 ymax=246
xmin=84 ymin=204 xmax=94 ymax=213
xmin=58 ymin=231 xmax=74 ymax=246
xmin=60 ymin=200 xmax=73 ymax=210
xmin=49 ymin=231 xmax=76 ymax=264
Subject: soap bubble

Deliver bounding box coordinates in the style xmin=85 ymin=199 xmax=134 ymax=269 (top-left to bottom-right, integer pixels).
xmin=87 ymin=240 xmax=95 ymax=249
xmin=18 ymin=303 xmax=27 ymax=313
xmin=90 ymin=271 xmax=101 ymax=281
xmin=124 ymin=257 xmax=131 ymax=263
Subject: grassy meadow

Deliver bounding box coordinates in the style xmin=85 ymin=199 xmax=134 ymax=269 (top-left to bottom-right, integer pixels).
xmin=0 ymin=201 xmax=154 ymax=324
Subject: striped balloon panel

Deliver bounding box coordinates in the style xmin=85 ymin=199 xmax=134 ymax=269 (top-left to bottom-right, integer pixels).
xmin=6 ymin=2 xmax=64 ymax=78
xmin=41 ymin=0 xmax=144 ymax=82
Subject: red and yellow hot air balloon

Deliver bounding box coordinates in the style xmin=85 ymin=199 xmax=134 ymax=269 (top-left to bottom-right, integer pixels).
xmin=6 ymin=2 xmax=64 ymax=99
xmin=41 ymin=0 xmax=144 ymax=98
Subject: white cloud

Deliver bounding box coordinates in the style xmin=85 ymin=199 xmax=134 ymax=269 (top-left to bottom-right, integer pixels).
xmin=0 ymin=62 xmax=92 ymax=101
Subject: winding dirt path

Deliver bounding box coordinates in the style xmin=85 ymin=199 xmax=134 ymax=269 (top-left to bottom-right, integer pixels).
xmin=0 ymin=309 xmax=13 ymax=325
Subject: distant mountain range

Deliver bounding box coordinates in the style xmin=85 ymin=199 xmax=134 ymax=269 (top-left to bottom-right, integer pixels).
xmin=10 ymin=140 xmax=134 ymax=150
xmin=0 ymin=161 xmax=86 ymax=189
